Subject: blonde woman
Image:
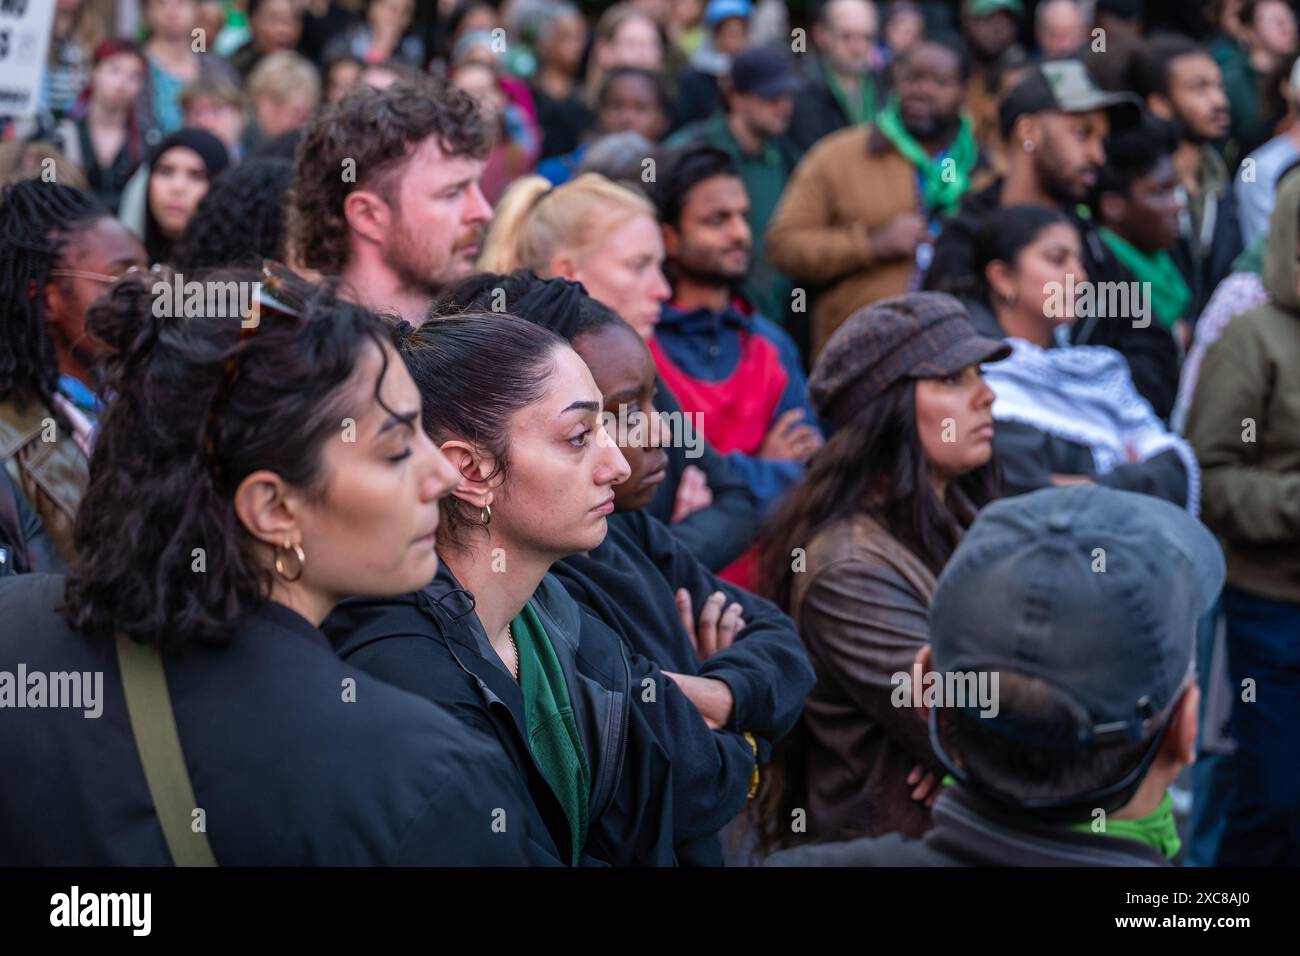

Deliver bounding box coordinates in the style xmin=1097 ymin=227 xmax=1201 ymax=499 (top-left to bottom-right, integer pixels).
xmin=480 ymin=172 xmax=671 ymax=339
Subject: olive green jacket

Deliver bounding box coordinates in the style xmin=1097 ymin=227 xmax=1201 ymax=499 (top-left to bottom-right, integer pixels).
xmin=1185 ymin=169 xmax=1300 ymax=603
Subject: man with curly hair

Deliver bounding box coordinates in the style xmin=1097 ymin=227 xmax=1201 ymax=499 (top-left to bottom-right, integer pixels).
xmin=289 ymin=76 xmax=493 ymax=325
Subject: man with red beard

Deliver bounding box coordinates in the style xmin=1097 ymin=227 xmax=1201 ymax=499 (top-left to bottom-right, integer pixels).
xmin=289 ymin=77 xmax=493 ymax=325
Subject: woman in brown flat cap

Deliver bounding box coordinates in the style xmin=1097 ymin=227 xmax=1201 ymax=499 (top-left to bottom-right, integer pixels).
xmin=751 ymin=291 xmax=1010 ymax=856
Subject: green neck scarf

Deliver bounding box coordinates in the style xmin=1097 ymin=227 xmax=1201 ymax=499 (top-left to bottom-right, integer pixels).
xmin=1098 ymin=228 xmax=1192 ymax=331
xmin=875 ymin=96 xmax=979 ymax=219
xmin=824 ymin=63 xmax=876 ymax=127
xmin=1071 ymin=792 xmax=1182 ymax=860
xmin=513 ymin=603 xmax=591 ymax=866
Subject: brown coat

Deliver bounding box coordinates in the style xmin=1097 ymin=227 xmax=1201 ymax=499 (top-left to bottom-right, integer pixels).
xmin=0 ymin=396 xmax=89 ymax=564
xmin=765 ymin=124 xmax=918 ymax=359
xmin=789 ymin=512 xmax=945 ymax=843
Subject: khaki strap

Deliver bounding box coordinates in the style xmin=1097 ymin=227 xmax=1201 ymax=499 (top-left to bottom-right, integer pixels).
xmin=116 ymin=634 xmax=217 ymax=867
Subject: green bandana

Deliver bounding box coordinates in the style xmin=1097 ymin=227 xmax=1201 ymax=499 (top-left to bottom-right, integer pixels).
xmin=1098 ymin=228 xmax=1192 ymax=331
xmin=513 ymin=603 xmax=591 ymax=865
xmin=824 ymin=64 xmax=877 ymax=127
xmin=874 ymin=96 xmax=979 ymax=219
xmin=1071 ymin=792 xmax=1182 ymax=860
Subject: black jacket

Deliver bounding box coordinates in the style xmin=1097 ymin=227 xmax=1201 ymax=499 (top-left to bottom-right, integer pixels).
xmin=0 ymin=574 xmax=540 ymax=865
xmin=764 ymin=785 xmax=1170 ymax=866
xmin=323 ymin=562 xmax=757 ymax=866
xmin=964 ymin=299 xmax=1190 ymax=507
xmin=553 ymin=510 xmax=814 ymax=761
xmin=927 ymin=179 xmax=1181 ymax=419
xmin=645 ymin=380 xmax=758 ymax=571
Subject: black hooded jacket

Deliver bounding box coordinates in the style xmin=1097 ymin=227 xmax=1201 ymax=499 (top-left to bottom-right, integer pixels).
xmin=552 ymin=510 xmax=815 ymax=761
xmin=323 ymin=562 xmax=757 ymax=866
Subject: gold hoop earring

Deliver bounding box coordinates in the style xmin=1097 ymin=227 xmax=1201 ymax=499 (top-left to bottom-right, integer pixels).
xmin=274 ymin=540 xmax=306 ymax=582
xmin=479 ymin=503 xmax=492 ymax=526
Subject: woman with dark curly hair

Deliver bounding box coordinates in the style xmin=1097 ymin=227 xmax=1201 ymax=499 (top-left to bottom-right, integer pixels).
xmin=0 ymin=266 xmax=544 ymax=865
xmin=173 ymin=158 xmax=294 ymax=271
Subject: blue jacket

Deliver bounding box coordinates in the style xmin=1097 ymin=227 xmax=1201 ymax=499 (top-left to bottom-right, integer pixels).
xmin=654 ymin=300 xmax=819 ymax=513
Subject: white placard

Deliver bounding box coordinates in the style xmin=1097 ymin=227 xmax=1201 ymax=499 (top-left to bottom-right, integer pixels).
xmin=0 ymin=0 xmax=58 ymax=119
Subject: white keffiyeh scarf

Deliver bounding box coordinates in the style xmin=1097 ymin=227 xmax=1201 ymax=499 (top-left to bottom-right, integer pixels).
xmin=981 ymin=338 xmax=1200 ymax=516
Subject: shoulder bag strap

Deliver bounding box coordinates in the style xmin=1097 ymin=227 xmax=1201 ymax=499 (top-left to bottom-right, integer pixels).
xmin=115 ymin=633 xmax=218 ymax=866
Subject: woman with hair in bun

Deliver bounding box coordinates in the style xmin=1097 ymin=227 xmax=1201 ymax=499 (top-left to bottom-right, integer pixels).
xmin=479 ymin=172 xmax=758 ymax=573
xmin=434 ymin=270 xmax=817 ymax=864
xmin=0 ymin=266 xmax=544 ymax=865
xmin=324 ymin=311 xmax=758 ymax=866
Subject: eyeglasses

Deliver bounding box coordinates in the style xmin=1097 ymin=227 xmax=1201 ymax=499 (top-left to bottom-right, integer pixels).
xmin=48 ymin=268 xmax=124 ymax=284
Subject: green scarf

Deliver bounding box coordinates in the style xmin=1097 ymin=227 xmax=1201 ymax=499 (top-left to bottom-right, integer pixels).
xmin=938 ymin=777 xmax=1182 ymax=860
xmin=874 ymin=96 xmax=979 ymax=219
xmin=513 ymin=603 xmax=591 ymax=866
xmin=1098 ymin=228 xmax=1192 ymax=331
xmin=824 ymin=64 xmax=877 ymax=127
xmin=1071 ymin=792 xmax=1182 ymax=860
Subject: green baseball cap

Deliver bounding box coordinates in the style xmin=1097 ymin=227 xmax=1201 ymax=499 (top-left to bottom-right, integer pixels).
xmin=964 ymin=0 xmax=1025 ymax=17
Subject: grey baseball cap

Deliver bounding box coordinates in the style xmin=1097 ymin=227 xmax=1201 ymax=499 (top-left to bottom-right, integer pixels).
xmin=999 ymin=58 xmax=1143 ymax=138
xmin=926 ymin=485 xmax=1223 ymax=807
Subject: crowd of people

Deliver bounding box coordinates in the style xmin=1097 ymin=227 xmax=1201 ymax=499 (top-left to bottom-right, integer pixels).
xmin=0 ymin=0 xmax=1296 ymax=868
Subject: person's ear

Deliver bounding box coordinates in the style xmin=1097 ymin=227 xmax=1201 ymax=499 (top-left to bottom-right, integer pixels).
xmin=913 ymin=644 xmax=934 ymax=721
xmin=44 ymin=280 xmax=70 ymax=337
xmin=1013 ymin=114 xmax=1042 ymax=152
xmin=660 ymin=221 xmax=681 ymax=260
xmin=1098 ymin=190 xmax=1127 ymax=227
xmin=233 ymin=469 xmax=305 ymax=552
xmin=439 ymin=438 xmax=499 ymax=510
xmin=986 ymin=259 xmax=1017 ymax=304
xmin=1146 ymin=92 xmax=1175 ymax=121
xmin=1164 ymin=683 xmax=1201 ymax=768
xmin=342 ymin=188 xmax=394 ymax=247
xmin=547 ymin=250 xmax=581 ymax=282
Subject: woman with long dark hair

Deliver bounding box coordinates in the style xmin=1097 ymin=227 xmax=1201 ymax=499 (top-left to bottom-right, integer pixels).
xmin=0 ymin=266 xmax=541 ymax=865
xmin=964 ymin=204 xmax=1197 ymax=509
xmin=751 ymin=292 xmax=1009 ymax=853
xmin=323 ymin=312 xmax=759 ymax=866
xmin=136 ymin=127 xmax=230 ymax=265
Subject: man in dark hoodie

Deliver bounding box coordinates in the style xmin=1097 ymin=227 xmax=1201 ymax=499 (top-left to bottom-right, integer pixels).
xmin=925 ymin=59 xmax=1182 ymax=418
